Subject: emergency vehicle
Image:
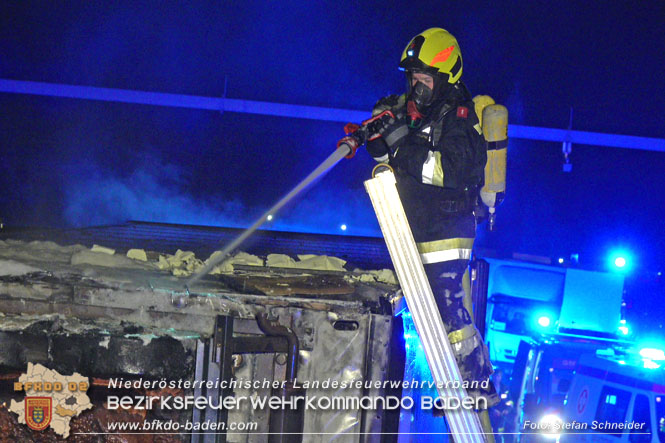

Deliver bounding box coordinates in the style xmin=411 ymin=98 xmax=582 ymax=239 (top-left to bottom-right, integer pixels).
xmin=555 ymin=350 xmax=665 ymax=442
xmin=481 ymin=257 xmax=625 ymax=368
xmin=507 ymin=336 xmax=632 ymax=442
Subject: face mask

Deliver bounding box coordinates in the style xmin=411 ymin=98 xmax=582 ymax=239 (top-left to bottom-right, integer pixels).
xmin=409 ymin=79 xmax=434 ymax=108
xmin=406 ymin=81 xmax=433 ymax=128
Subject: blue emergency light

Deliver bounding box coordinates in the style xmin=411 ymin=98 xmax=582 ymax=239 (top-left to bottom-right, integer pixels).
xmin=537 ymin=316 xmax=551 ymax=328
xmin=608 ymin=250 xmax=632 ymax=272
xmin=639 ymin=347 xmax=665 ymax=361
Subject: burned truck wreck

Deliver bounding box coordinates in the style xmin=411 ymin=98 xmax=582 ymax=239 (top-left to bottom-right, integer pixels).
xmin=0 ymin=222 xmax=405 ymax=442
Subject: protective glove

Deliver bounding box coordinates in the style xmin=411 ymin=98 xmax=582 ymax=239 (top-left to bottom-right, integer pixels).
xmin=377 ymin=110 xmax=409 ymax=150
xmin=337 ymin=123 xmax=364 ymax=159
xmin=366 ymin=95 xmax=409 ymax=152
xmin=366 ymin=138 xmax=389 ymax=162
xmin=372 ymin=94 xmax=402 ymax=116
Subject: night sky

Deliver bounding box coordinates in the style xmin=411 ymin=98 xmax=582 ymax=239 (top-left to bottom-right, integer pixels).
xmin=2 ymin=1 xmax=665 ymax=275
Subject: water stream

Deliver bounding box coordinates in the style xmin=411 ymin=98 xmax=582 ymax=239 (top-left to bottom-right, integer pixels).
xmin=186 ymin=144 xmax=352 ymax=287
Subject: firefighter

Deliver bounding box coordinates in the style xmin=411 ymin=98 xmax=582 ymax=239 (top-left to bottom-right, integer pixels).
xmin=367 ymin=28 xmax=498 ymax=407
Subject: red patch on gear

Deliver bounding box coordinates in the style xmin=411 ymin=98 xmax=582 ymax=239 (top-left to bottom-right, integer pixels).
xmin=456 ymin=106 xmax=468 ymax=118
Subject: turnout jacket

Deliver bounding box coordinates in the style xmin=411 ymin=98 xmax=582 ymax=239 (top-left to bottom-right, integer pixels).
xmin=370 ymin=83 xmax=487 ymax=244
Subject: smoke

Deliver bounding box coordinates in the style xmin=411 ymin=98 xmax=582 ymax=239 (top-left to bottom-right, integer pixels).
xmin=62 ymin=155 xmax=252 ymax=228
xmin=62 ymin=153 xmax=382 ymax=237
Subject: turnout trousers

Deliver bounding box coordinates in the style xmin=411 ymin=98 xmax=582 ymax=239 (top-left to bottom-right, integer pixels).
xmin=412 ymin=211 xmax=497 ymax=404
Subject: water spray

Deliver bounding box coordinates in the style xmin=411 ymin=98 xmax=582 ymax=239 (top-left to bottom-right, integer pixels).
xmin=186 ymin=141 xmax=357 ymax=287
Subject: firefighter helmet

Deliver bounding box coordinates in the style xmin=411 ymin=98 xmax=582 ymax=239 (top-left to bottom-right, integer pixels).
xmin=399 ymin=28 xmax=463 ymax=84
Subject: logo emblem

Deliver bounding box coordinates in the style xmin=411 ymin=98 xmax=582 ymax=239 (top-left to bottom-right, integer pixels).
xmin=456 ymin=106 xmax=468 ymax=119
xmin=25 ymin=397 xmax=52 ymax=431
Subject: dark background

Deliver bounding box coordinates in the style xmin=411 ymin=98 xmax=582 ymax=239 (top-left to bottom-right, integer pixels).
xmin=2 ymin=1 xmax=664 ymax=276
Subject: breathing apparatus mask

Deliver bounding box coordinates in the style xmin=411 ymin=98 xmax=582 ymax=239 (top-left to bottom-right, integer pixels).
xmin=405 ymin=71 xmax=453 ymax=128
